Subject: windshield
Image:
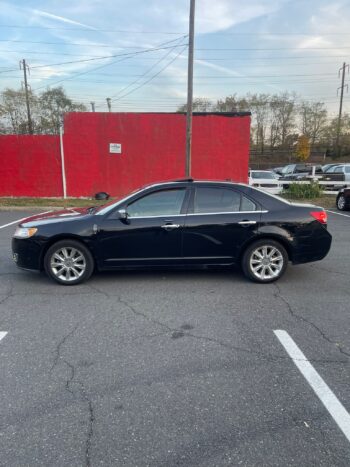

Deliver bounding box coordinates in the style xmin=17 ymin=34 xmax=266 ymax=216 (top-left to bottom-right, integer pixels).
xmin=251 ymin=171 xmax=275 ymax=180
xmin=325 ymin=166 xmax=340 ymax=173
xmin=95 ymin=187 xmax=143 ymax=214
xmin=281 ymin=165 xmax=294 ymax=174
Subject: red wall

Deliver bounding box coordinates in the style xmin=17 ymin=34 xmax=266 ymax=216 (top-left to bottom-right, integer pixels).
xmin=0 ymin=112 xmax=250 ymax=198
xmin=0 ymin=135 xmax=61 ymax=197
xmin=64 ymin=112 xmax=250 ymax=198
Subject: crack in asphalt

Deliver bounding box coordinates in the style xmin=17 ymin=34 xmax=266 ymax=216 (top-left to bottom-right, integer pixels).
xmin=0 ymin=279 xmax=14 ymax=306
xmin=50 ymin=324 xmax=95 ymax=467
xmin=307 ymin=264 xmax=349 ymax=277
xmin=50 ymin=323 xmax=79 ymax=372
xmin=273 ymin=283 xmax=350 ymax=359
xmin=113 ymin=292 xmax=346 ymax=365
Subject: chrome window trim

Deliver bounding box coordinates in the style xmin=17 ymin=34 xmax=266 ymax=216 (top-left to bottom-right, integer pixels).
xmin=96 ymin=181 xmax=249 ymax=215
xmin=188 ymin=210 xmax=267 ymax=216
xmin=123 ymin=210 xmax=267 ymax=219
xmin=96 ymin=183 xmax=189 ymax=216
xmin=128 ymin=214 xmax=185 ymax=219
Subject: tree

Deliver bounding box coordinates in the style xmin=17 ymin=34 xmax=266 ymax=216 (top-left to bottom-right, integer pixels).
xmin=0 ymin=86 xmax=86 ymax=135
xmin=177 ymin=97 xmax=213 ymax=112
xmin=269 ymin=92 xmax=297 ymax=146
xmin=299 ymin=101 xmax=328 ymax=147
xmin=247 ymin=93 xmax=271 ymax=153
xmin=214 ymin=94 xmax=249 ymax=112
xmin=38 ymin=87 xmax=87 ymax=134
xmin=296 ymin=135 xmax=311 ymax=162
xmin=0 ymin=88 xmax=40 ymax=134
xmin=324 ymin=113 xmax=350 ymax=157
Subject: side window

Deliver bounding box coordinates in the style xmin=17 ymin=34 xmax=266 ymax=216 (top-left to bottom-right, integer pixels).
xmin=241 ymin=195 xmax=257 ymax=211
xmin=345 ymin=167 xmax=350 ymax=174
xmin=334 ymin=167 xmax=343 ymax=173
xmin=127 ymin=189 xmax=186 ymax=217
xmin=193 ymin=187 xmax=257 ymax=213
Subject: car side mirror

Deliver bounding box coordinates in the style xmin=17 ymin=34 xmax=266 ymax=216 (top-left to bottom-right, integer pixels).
xmin=117 ymin=209 xmax=129 ymax=220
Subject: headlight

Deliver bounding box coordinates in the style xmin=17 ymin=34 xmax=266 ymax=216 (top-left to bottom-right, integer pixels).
xmin=13 ymin=227 xmax=38 ymax=239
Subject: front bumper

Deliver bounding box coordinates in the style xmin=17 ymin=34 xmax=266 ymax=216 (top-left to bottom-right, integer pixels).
xmin=12 ymin=238 xmax=43 ymax=271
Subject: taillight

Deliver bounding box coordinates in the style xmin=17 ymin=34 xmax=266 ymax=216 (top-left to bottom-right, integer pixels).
xmin=310 ymin=210 xmax=327 ymax=224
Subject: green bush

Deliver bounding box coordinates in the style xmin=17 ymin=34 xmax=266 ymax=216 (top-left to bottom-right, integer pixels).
xmin=284 ymin=181 xmax=323 ymax=199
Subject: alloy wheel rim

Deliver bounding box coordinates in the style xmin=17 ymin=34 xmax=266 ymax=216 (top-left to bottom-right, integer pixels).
xmin=250 ymin=245 xmax=284 ymax=280
xmin=338 ymin=196 xmax=345 ymax=209
xmin=50 ymin=247 xmax=86 ymax=282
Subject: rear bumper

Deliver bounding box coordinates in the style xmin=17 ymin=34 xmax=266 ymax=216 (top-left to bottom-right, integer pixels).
xmin=291 ymin=228 xmax=332 ymax=264
xmin=12 ymin=238 xmax=42 ymax=271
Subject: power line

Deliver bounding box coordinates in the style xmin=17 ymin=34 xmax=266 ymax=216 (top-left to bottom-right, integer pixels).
xmin=1 ymin=39 xmax=349 ymax=51
xmin=196 ymin=47 xmax=350 ymax=51
xmin=0 ymin=25 xmax=185 ymax=34
xmin=109 ymin=46 xmax=188 ymax=103
xmin=31 ymin=37 xmax=188 ymax=91
xmin=0 ymin=39 xmax=188 ymax=48
xmin=96 ymin=37 xmax=188 ymax=106
xmin=1 ymin=25 xmax=350 ymax=36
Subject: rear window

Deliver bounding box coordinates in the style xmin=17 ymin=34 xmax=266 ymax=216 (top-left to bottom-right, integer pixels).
xmin=251 ymin=171 xmax=275 ymax=180
xmin=193 ymin=187 xmax=257 ymax=213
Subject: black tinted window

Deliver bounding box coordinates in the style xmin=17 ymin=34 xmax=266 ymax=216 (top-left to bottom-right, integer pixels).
xmin=241 ymin=195 xmax=256 ymax=211
xmin=194 ymin=187 xmax=256 ymax=213
xmin=127 ymin=189 xmax=186 ymax=217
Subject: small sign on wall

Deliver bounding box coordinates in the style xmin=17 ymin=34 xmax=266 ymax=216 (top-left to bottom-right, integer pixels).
xmin=109 ymin=143 xmax=122 ymax=154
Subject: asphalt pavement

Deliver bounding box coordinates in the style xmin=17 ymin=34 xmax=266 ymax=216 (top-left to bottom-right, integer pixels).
xmin=0 ymin=208 xmax=350 ymax=466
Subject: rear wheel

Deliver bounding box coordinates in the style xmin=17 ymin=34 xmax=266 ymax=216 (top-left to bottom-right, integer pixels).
xmin=44 ymin=240 xmax=94 ymax=285
xmin=336 ymin=194 xmax=347 ymax=211
xmin=242 ymin=240 xmax=288 ymax=283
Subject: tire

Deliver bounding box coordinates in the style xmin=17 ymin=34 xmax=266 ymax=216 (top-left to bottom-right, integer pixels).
xmin=241 ymin=239 xmax=288 ymax=283
xmin=336 ymin=194 xmax=347 ymax=211
xmin=44 ymin=240 xmax=94 ymax=285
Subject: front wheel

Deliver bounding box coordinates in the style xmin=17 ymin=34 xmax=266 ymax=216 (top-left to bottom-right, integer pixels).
xmin=242 ymin=240 xmax=288 ymax=283
xmin=44 ymin=240 xmax=94 ymax=285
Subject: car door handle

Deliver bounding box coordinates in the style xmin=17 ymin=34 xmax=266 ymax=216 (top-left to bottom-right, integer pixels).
xmin=238 ymin=220 xmax=257 ymax=226
xmin=161 ymin=223 xmax=180 ymax=230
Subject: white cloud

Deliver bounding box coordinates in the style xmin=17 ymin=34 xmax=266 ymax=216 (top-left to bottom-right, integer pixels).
xmin=195 ymin=0 xmax=289 ymax=34
xmin=31 ymin=9 xmax=97 ymax=30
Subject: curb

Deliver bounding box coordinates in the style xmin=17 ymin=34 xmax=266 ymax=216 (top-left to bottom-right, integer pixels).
xmin=0 ymin=206 xmax=63 ymax=212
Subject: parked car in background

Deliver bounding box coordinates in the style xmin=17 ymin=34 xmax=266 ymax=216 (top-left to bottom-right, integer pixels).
xmin=336 ymin=187 xmax=350 ymax=211
xmin=322 ymin=163 xmax=344 ymax=173
xmin=12 ymin=179 xmax=332 ymax=285
xmin=248 ymin=170 xmax=283 ymax=194
xmin=279 ymin=164 xmax=322 ymax=181
xmin=322 ymin=164 xmax=350 ymax=181
xmin=272 ymin=167 xmax=284 ymax=176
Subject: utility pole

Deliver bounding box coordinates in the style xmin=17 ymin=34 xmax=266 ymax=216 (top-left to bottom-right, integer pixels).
xmin=106 ymin=98 xmax=112 ymax=112
xmin=336 ymin=62 xmax=349 ymax=156
xmin=90 ymin=102 xmax=95 ymax=112
xmin=185 ymin=0 xmax=195 ymax=177
xmin=20 ymin=59 xmax=33 ymax=134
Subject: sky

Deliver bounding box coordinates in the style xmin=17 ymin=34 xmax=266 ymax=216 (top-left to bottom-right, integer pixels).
xmin=0 ymin=0 xmax=349 ymax=115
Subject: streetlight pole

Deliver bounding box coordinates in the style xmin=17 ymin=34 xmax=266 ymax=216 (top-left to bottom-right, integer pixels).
xmin=185 ymin=0 xmax=195 ymax=177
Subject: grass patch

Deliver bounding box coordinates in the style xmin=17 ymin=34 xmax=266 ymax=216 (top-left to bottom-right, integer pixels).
xmin=281 ymin=193 xmax=336 ymax=209
xmin=284 ymin=181 xmax=323 ymax=199
xmin=0 ymin=197 xmax=111 ymax=208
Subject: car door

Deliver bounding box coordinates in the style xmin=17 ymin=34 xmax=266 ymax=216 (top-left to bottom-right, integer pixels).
xmin=182 ymin=186 xmax=262 ymax=265
xmin=97 ymin=187 xmax=189 ymax=268
xmin=344 ymin=166 xmax=350 ymax=181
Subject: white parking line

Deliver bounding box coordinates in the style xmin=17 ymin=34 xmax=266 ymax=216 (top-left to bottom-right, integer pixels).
xmin=326 ymin=210 xmax=350 ymax=219
xmin=0 ymin=332 xmax=8 ymax=342
xmin=274 ymin=330 xmax=350 ymax=443
xmin=0 ymin=211 xmax=52 ymax=230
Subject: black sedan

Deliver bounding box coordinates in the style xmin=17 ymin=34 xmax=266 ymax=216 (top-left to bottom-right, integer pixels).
xmin=12 ymin=179 xmax=332 ymax=285
xmin=336 ymin=187 xmax=350 ymax=211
